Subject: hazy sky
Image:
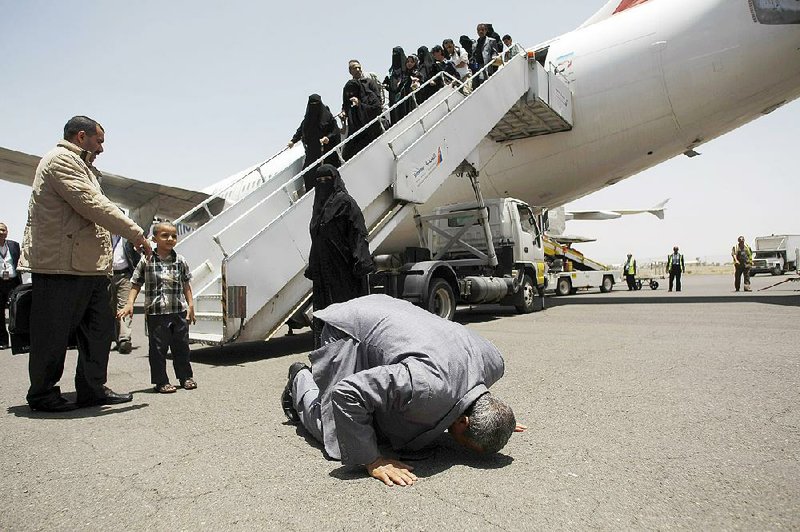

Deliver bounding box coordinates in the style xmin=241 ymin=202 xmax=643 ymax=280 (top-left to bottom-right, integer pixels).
xmin=1 ymin=0 xmax=798 ymax=265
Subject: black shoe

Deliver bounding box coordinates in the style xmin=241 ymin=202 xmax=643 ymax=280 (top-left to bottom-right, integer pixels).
xmin=30 ymin=397 xmax=79 ymax=413
xmin=118 ymin=340 xmax=132 ymax=354
xmin=0 ymin=344 xmax=9 ymax=350
xmin=77 ymin=386 xmax=133 ymax=407
xmin=281 ymin=362 xmax=309 ymax=423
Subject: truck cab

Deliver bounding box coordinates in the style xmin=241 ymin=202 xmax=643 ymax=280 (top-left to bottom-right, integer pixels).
xmin=752 ymin=235 xmax=800 ymax=276
xmin=370 ymin=198 xmax=547 ymax=319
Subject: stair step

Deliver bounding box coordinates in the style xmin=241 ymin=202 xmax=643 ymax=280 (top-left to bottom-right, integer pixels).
xmin=195 ymin=311 xmax=223 ymax=321
xmin=189 ymin=332 xmax=224 ymax=345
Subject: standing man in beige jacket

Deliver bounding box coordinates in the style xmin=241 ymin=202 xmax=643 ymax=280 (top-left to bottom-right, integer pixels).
xmin=19 ymin=116 xmax=152 ymax=412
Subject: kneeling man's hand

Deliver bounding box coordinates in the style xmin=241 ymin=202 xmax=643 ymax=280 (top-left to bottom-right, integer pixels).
xmin=366 ymin=457 xmax=418 ymax=487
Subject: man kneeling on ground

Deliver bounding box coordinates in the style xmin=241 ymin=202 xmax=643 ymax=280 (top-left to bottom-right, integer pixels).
xmin=281 ymin=294 xmax=526 ymax=486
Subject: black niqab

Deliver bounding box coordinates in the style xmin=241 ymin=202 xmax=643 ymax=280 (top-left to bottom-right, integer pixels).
xmin=459 ymin=35 xmax=474 ymax=59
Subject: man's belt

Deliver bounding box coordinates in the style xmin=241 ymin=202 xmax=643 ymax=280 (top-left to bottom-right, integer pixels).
xmin=113 ymin=267 xmax=132 ymax=275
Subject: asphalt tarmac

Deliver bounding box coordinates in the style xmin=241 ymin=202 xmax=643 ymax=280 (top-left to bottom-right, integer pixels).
xmin=1 ymin=274 xmax=798 ymax=530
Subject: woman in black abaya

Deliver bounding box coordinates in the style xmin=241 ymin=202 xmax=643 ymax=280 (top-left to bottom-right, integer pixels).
xmin=384 ymin=46 xmax=418 ymax=126
xmin=288 ymin=94 xmax=341 ymax=192
xmin=305 ymin=164 xmax=375 ymax=346
xmin=416 ymin=46 xmax=441 ymax=104
xmin=341 ymin=80 xmax=383 ymax=161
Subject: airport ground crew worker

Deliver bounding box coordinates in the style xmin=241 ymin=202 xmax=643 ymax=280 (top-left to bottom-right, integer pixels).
xmin=624 ymin=253 xmax=637 ymax=290
xmin=667 ymin=246 xmax=685 ymax=292
xmin=732 ymin=235 xmax=753 ymax=292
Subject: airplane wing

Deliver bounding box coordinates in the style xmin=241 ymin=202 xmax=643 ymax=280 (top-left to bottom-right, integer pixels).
xmin=0 ymin=146 xmax=211 ymax=221
xmin=566 ymin=199 xmax=669 ymax=221
xmin=545 ymin=234 xmax=597 ymax=244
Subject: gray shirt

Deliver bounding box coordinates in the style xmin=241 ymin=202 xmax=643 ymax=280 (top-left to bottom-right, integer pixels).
xmin=310 ymin=294 xmax=505 ymax=465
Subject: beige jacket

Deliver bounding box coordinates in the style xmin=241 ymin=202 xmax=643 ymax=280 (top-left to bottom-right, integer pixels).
xmin=19 ymin=140 xmax=143 ymax=275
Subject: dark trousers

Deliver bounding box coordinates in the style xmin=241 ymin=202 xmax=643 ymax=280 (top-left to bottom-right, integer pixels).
xmin=27 ymin=274 xmax=114 ymax=406
xmin=146 ymin=312 xmax=192 ymax=385
xmin=625 ymin=274 xmax=636 ymax=290
xmin=0 ymin=277 xmax=22 ymax=346
xmin=734 ymin=264 xmax=751 ymax=291
xmin=669 ymin=267 xmax=682 ymax=291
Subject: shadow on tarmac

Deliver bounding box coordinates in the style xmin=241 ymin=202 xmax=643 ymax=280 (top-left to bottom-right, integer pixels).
xmin=327 ymin=436 xmax=514 ymax=482
xmin=190 ymin=330 xmax=314 ymax=366
xmin=7 ymin=402 xmax=149 ymax=419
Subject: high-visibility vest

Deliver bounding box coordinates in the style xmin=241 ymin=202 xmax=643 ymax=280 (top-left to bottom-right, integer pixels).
xmin=732 ymin=244 xmax=753 ymax=265
xmin=667 ymin=253 xmax=683 ymax=271
xmin=624 ymin=259 xmax=636 ymax=275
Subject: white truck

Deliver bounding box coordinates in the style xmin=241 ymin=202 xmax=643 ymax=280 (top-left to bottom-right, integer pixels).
xmin=750 ymin=234 xmax=800 ymax=276
xmin=369 ymin=196 xmax=620 ymax=320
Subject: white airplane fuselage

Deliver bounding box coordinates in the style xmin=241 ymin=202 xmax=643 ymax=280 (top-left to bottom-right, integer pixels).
xmin=375 ymin=0 xmax=800 ymax=252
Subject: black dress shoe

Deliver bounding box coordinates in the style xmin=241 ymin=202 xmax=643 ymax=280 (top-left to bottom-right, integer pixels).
xmin=77 ymin=386 xmax=133 ymax=407
xmin=281 ymin=362 xmax=309 ymax=423
xmin=30 ymin=397 xmax=79 ymax=412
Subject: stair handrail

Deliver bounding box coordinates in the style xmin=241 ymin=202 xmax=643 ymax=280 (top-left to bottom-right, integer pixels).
xmin=271 ymin=68 xmax=467 ymax=198
xmin=175 ymin=45 xmax=528 ymax=232
xmin=206 ymin=69 xmax=467 ymax=249
xmin=222 ymin=48 xmax=531 ymax=263
xmin=390 ymin=51 xmax=529 ymax=158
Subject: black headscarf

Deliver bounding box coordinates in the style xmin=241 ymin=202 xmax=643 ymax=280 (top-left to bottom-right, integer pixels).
xmin=302 ymin=94 xmax=334 ymax=142
xmin=485 ymin=23 xmax=501 ymax=43
xmin=390 ymin=46 xmax=407 ymax=74
xmin=459 ymin=35 xmax=474 ymax=59
xmin=417 ymin=46 xmax=436 ymax=81
xmin=310 ymin=164 xmax=351 ymax=232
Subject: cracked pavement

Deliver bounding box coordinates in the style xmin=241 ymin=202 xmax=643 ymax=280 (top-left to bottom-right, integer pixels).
xmin=1 ymin=274 xmax=798 ymax=530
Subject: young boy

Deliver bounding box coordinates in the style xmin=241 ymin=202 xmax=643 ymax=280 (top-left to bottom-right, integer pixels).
xmin=118 ymin=222 xmax=196 ymax=393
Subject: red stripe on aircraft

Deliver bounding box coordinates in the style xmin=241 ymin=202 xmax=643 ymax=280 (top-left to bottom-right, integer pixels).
xmin=614 ymin=0 xmax=650 ymax=14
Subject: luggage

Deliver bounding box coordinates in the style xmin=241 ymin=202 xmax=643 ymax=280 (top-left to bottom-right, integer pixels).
xmin=7 ymin=282 xmax=77 ymax=354
xmin=8 ymin=283 xmax=32 ymax=355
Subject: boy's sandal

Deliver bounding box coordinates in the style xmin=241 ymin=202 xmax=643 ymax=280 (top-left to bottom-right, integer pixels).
xmin=155 ymin=383 xmax=177 ymax=394
xmin=181 ymin=379 xmax=197 ymax=390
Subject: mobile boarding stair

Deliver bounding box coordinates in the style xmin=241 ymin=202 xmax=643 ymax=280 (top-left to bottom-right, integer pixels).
xmin=176 ymin=50 xmax=574 ymax=345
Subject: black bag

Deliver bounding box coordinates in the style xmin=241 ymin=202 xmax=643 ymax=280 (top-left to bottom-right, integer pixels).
xmin=7 ymin=282 xmax=77 ymax=355
xmin=8 ymin=283 xmax=32 ymax=355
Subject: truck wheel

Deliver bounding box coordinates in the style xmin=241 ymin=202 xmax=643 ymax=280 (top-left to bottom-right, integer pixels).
xmin=427 ymin=278 xmax=456 ymax=321
xmin=556 ymin=277 xmax=571 ymax=296
xmin=514 ymin=274 xmax=541 ymax=313
xmin=771 ymin=266 xmax=782 ymax=276
xmin=600 ymin=275 xmax=613 ymax=293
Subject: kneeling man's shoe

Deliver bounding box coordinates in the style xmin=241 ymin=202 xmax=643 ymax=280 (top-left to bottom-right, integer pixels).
xmin=78 ymin=386 xmax=133 ymax=407
xmin=118 ymin=340 xmax=132 ymax=354
xmin=744 ymin=286 xmax=752 ymax=292
xmin=281 ymin=362 xmax=309 ymax=424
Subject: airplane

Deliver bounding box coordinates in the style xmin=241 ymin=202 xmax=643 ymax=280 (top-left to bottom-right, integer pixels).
xmin=1 ymin=0 xmax=799 ymax=344
xmin=564 ymin=199 xmax=670 ymax=221
xmin=2 ymin=0 xmax=797 ymax=244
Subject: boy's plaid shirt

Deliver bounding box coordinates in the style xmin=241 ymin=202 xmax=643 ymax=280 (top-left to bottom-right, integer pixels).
xmin=131 ymin=249 xmax=192 ymax=315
